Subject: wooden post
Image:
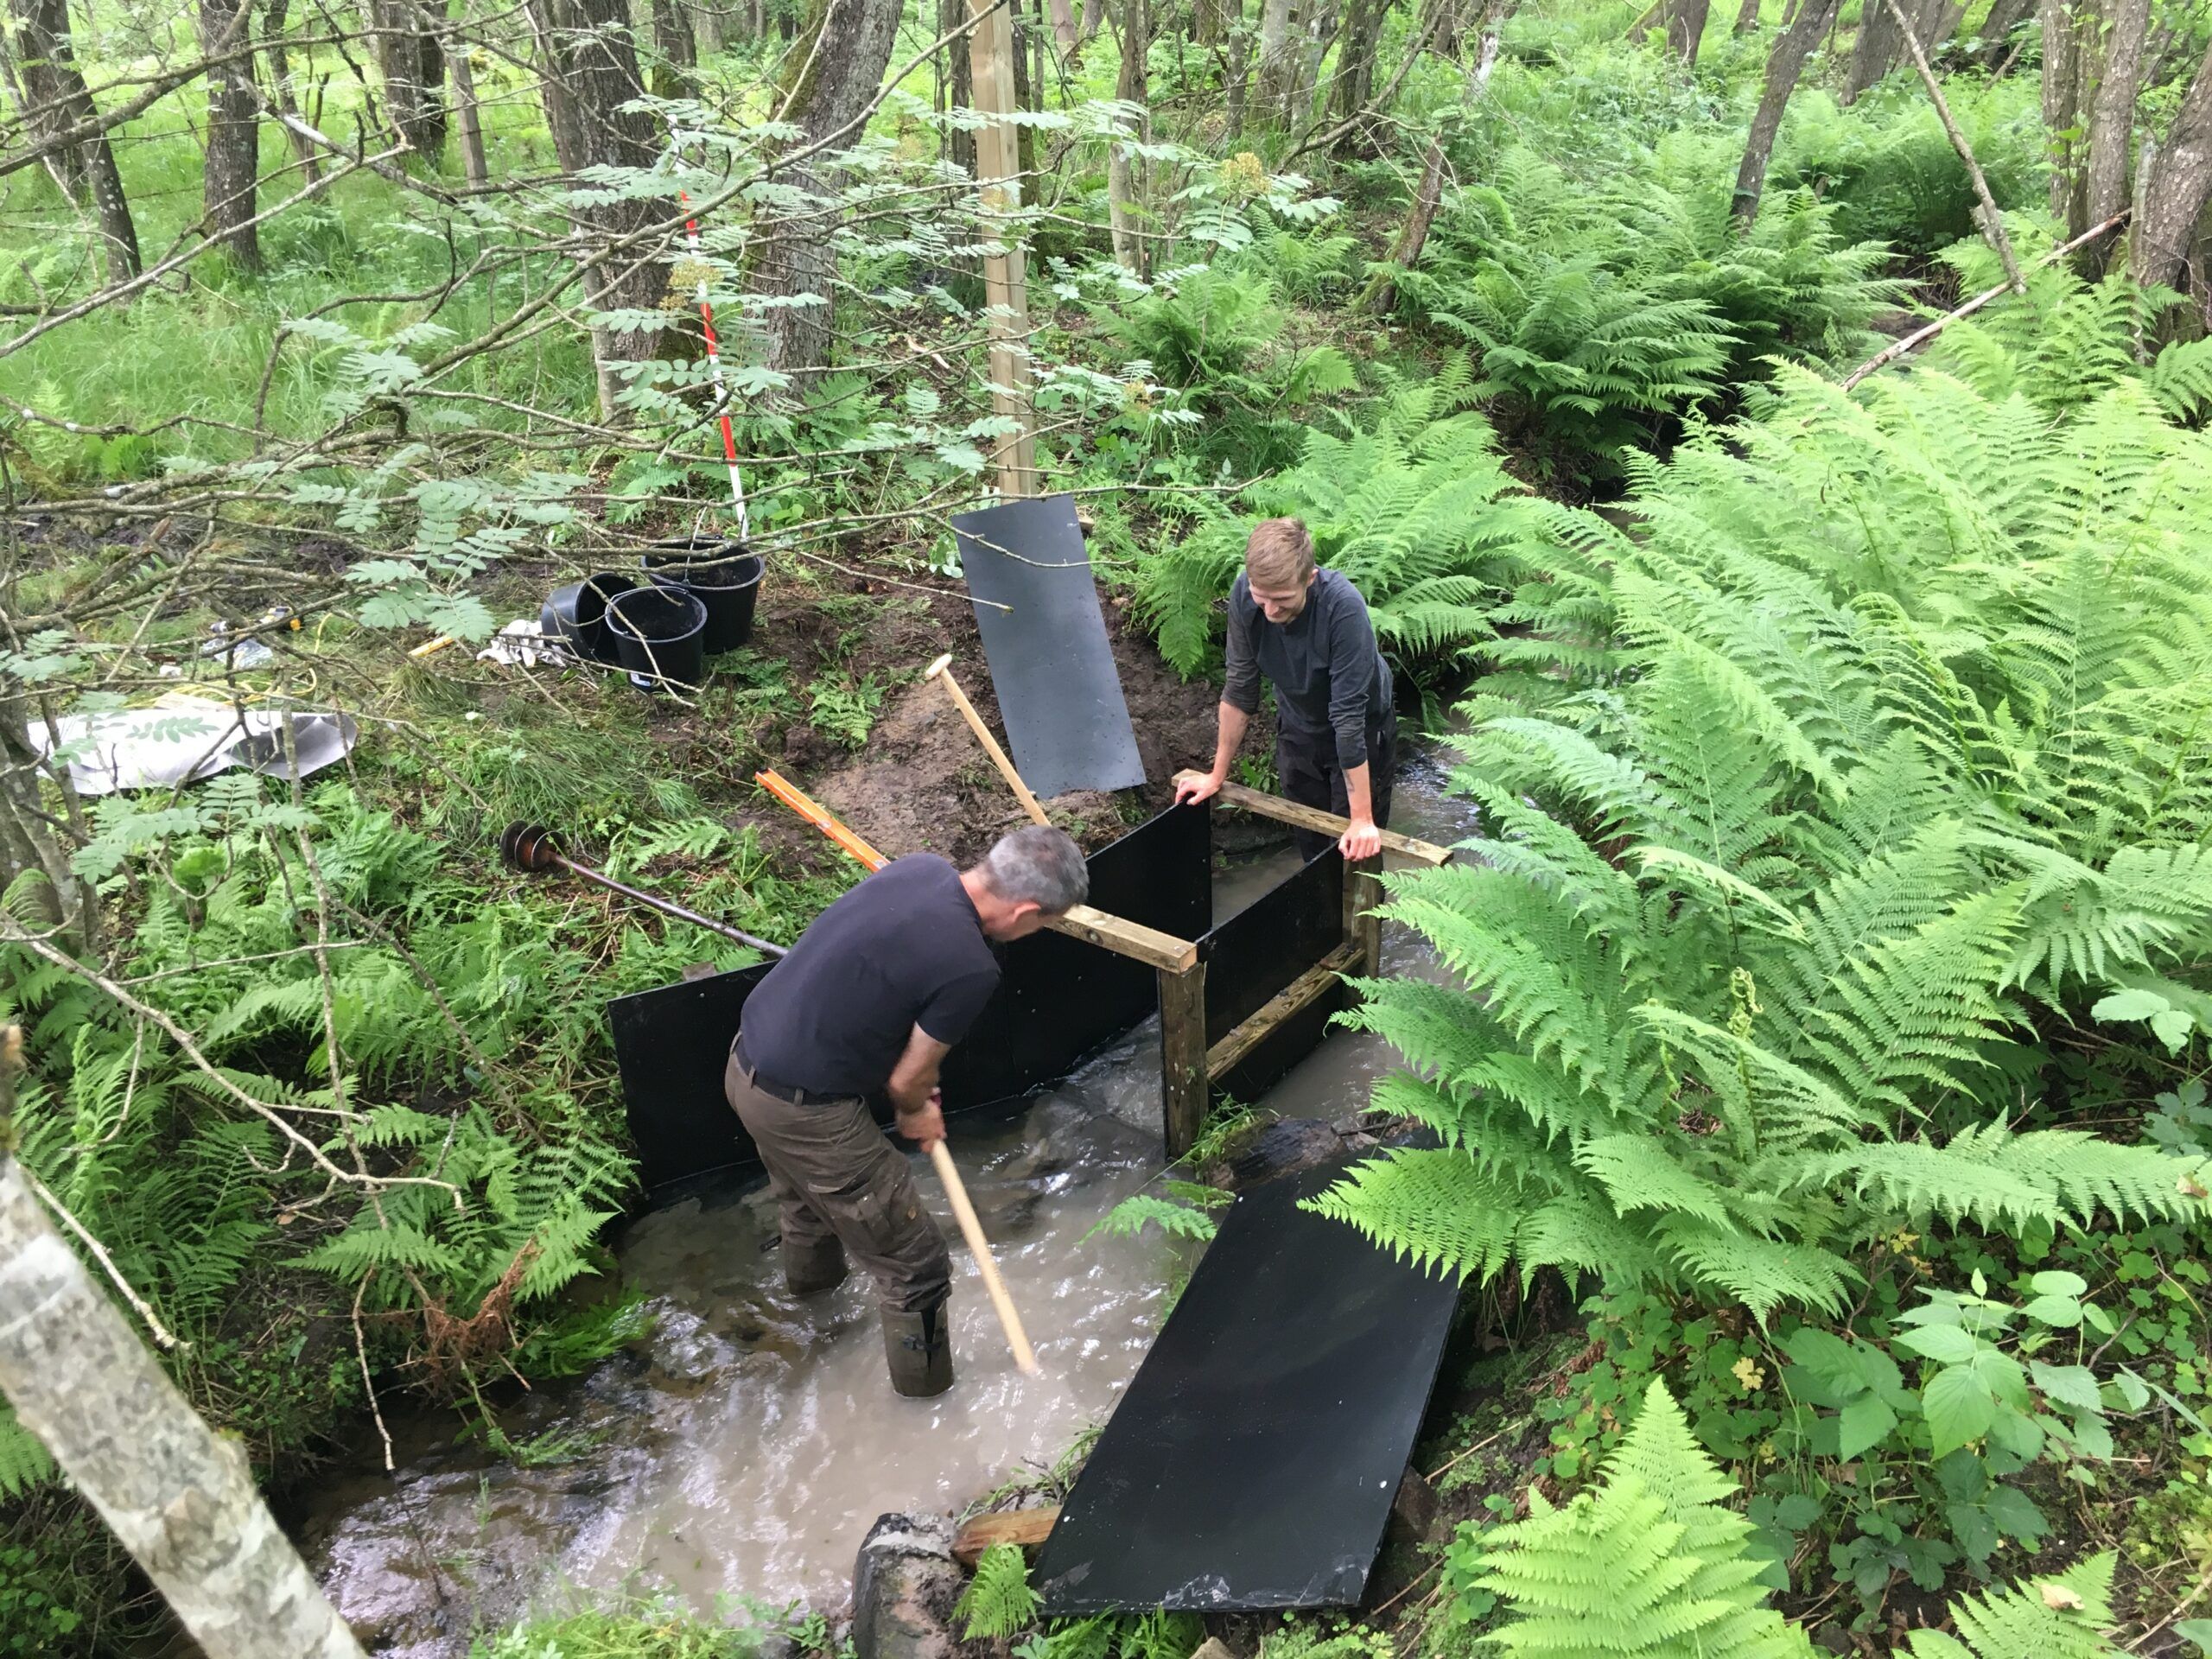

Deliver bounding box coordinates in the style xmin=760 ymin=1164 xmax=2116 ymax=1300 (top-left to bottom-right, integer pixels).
xmin=1344 ymin=854 xmax=1382 ymax=977
xmin=1159 ymin=961 xmax=1209 ymax=1160
xmin=967 ymin=0 xmax=1039 ymax=496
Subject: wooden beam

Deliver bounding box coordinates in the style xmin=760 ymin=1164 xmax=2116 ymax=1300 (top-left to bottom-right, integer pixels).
xmin=1344 ymin=853 xmax=1383 ymax=976
xmin=1160 ymin=960 xmax=1209 ymax=1159
xmin=1052 ymin=904 xmax=1198 ymax=974
xmin=1177 ymin=773 xmax=1454 ymax=866
xmin=952 ymin=1504 xmax=1060 ymax=1569
xmin=967 ymin=0 xmax=1038 ymax=497
xmin=1206 ymin=943 xmax=1361 ymax=1083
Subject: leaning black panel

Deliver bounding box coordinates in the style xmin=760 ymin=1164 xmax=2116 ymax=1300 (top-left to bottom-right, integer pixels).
xmin=1199 ymin=847 xmax=1344 ymax=1047
xmin=607 ymin=963 xmax=772 ymax=1192
xmin=1032 ymin=1160 xmax=1461 ymax=1612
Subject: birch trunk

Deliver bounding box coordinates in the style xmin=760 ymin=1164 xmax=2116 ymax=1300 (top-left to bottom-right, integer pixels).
xmin=1109 ymin=0 xmax=1147 ymax=272
xmin=448 ymin=25 xmax=489 ymax=187
xmin=2042 ymin=0 xmax=2088 ymax=225
xmin=1049 ymin=0 xmax=1077 ymax=54
xmin=8 ymin=0 xmax=140 ymax=280
xmin=2081 ymin=0 xmax=2151 ymax=253
xmin=1255 ymin=0 xmax=1300 ymax=122
xmin=1665 ymin=0 xmax=1712 ymax=63
xmin=0 ymin=1051 xmax=364 ymax=1656
xmin=260 ymin=0 xmax=321 ymax=184
xmin=2132 ymin=41 xmax=2212 ymax=289
xmin=200 ymin=0 xmax=263 ymax=270
xmin=1732 ymin=0 xmax=1761 ymax=33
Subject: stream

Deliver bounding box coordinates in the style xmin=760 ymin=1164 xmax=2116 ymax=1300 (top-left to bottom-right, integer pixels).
xmin=297 ymin=748 xmax=1478 ymax=1656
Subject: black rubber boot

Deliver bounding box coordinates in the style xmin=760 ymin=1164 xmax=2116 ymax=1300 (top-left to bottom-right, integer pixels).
xmin=882 ymin=1300 xmax=955 ymax=1398
xmin=783 ymin=1235 xmax=849 ymax=1296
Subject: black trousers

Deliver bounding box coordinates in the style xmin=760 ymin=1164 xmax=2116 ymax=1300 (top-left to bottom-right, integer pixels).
xmin=1276 ymin=706 xmax=1397 ymax=861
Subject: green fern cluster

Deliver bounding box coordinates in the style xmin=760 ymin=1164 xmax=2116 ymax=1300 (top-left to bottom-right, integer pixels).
xmin=1323 ymin=361 xmax=2212 ymax=1321
xmin=1389 ymin=148 xmax=1902 ymax=473
xmin=957 ymin=1542 xmax=1044 ymax=1639
xmin=1455 ymin=1381 xmax=2120 ymax=1656
xmin=1136 ymin=363 xmax=1541 ymax=678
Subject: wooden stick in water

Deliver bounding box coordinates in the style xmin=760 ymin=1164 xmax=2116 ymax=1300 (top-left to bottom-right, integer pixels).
xmin=928 ymin=1139 xmax=1039 ymax=1374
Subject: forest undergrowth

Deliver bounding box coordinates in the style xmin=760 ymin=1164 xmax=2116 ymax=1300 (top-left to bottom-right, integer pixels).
xmin=3 ymin=0 xmax=2212 ymax=1650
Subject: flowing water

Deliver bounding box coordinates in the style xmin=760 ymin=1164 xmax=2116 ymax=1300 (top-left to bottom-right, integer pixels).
xmin=298 ymin=750 xmax=1478 ymax=1656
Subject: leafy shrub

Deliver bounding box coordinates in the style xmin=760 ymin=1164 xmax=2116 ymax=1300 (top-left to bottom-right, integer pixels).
xmin=1136 ymin=363 xmax=1540 ymax=678
xmin=1318 ymin=362 xmax=2212 ymax=1322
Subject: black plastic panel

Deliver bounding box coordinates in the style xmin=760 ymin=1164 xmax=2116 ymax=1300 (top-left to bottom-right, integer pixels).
xmin=1033 ymin=1160 xmax=1461 ymax=1612
xmin=1211 ymin=977 xmax=1355 ymax=1107
xmin=1200 ymin=847 xmax=1345 ymax=1047
xmin=955 ymin=495 xmax=1147 ymax=799
xmin=610 ymin=803 xmax=1211 ymax=1193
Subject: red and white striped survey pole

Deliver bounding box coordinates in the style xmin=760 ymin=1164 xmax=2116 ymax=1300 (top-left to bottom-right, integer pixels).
xmin=667 ymin=121 xmax=750 ymax=543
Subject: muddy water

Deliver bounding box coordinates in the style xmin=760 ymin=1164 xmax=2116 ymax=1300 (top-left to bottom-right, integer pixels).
xmin=299 ymin=751 xmax=1477 ymax=1656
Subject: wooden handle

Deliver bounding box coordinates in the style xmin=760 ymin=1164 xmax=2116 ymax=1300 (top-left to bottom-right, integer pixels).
xmin=935 ymin=668 xmax=1050 ymax=827
xmin=927 ymin=1139 xmax=1039 ymax=1374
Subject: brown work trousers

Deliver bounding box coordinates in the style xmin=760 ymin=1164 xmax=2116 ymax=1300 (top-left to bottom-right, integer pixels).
xmin=724 ymin=1049 xmax=950 ymax=1314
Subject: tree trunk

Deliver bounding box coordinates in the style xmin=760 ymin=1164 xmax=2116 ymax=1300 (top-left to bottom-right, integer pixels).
xmin=1292 ymin=0 xmax=1340 ymax=122
xmin=528 ymin=0 xmax=668 ymax=415
xmin=759 ymin=0 xmax=901 ymax=383
xmin=1011 ymin=0 xmax=1038 ymax=180
xmin=1733 ymin=0 xmax=1840 ymax=222
xmin=2081 ymin=0 xmax=2151 ymax=258
xmin=1843 ymin=0 xmax=1904 ymax=99
xmin=0 ymin=696 xmax=96 ymax=954
xmin=942 ymin=0 xmax=976 ymax=174
xmin=1666 ymin=0 xmax=1712 ymax=62
xmin=200 ymin=0 xmax=263 ymax=270
xmin=260 ymin=0 xmax=321 ymax=184
xmin=1326 ymin=0 xmax=1383 ymax=126
xmin=2133 ymin=40 xmax=2212 ymax=289
xmin=8 ymin=0 xmax=140 ymax=282
xmin=1225 ymin=0 xmax=1251 ymax=131
xmin=2042 ymin=0 xmax=2088 ymax=225
xmin=0 ymin=1037 xmax=361 ymax=1656
xmin=650 ymin=0 xmax=697 ymax=92
xmin=1256 ymin=0 xmax=1300 ymax=121
xmin=1109 ymin=0 xmax=1147 ymax=271
xmin=372 ymin=0 xmax=446 ymax=159
xmin=1047 ymin=0 xmax=1077 ymax=49
xmin=1890 ymin=0 xmax=2028 ymax=287
xmin=1976 ymin=0 xmax=2031 ymax=61
xmin=448 ymin=24 xmax=489 ymax=186
xmin=1732 ymin=0 xmax=1760 ymax=32
xmin=1081 ymin=0 xmax=1106 ymax=41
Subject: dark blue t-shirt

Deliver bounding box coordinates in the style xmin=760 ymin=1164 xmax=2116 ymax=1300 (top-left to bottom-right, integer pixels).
xmin=738 ymin=854 xmax=1001 ymax=1096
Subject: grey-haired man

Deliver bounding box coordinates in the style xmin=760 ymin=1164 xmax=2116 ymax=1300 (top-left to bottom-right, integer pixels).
xmin=725 ymin=824 xmax=1089 ymax=1396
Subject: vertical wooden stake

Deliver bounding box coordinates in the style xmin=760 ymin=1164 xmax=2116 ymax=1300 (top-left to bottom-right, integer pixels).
xmin=1344 ymin=854 xmax=1382 ymax=977
xmin=967 ymin=0 xmax=1039 ymax=496
xmin=1159 ymin=961 xmax=1209 ymax=1160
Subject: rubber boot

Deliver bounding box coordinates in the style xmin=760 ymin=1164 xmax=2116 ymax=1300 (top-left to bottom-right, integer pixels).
xmin=882 ymin=1300 xmax=955 ymax=1398
xmin=783 ymin=1233 xmax=849 ymax=1296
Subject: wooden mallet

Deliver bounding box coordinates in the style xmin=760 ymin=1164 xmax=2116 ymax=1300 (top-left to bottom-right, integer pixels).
xmin=925 ymin=652 xmax=1049 ymax=829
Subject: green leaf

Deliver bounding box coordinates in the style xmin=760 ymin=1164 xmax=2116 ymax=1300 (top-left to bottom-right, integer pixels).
xmin=1923 ymin=1366 xmax=1999 ymax=1458
xmin=1896 ymin=1325 xmax=1980 ymax=1364
xmin=2171 ymin=1618 xmax=2212 ymax=1651
xmin=2030 ymin=1362 xmax=2102 ymax=1414
xmin=1839 ymin=1393 xmax=1899 ymax=1461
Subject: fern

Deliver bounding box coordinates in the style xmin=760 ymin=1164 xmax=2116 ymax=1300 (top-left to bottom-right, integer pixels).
xmin=1901 ymin=1553 xmax=2120 ymax=1658
xmin=957 ymin=1542 xmax=1042 ymax=1639
xmin=1465 ymin=1382 xmax=1816 ymax=1657
xmin=0 ymin=1406 xmax=54 ymax=1500
xmin=1086 ymin=1188 xmax=1228 ymax=1243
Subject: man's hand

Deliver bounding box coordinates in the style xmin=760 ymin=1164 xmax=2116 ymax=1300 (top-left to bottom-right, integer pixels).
xmin=1339 ymin=817 xmax=1382 ymax=861
xmin=1175 ymin=770 xmax=1224 ymax=808
xmin=896 ymin=1089 xmax=947 ymax=1147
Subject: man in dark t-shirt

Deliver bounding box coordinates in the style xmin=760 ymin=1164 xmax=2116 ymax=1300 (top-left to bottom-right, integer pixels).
xmin=725 ymin=823 xmax=1089 ymax=1396
xmin=1173 ymin=516 xmax=1395 ymax=861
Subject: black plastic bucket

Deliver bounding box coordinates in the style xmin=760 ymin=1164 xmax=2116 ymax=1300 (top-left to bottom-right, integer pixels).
xmin=543 ymin=572 xmax=639 ymax=664
xmin=643 ymin=536 xmax=764 ymax=655
xmin=606 ymin=583 xmax=708 ymax=690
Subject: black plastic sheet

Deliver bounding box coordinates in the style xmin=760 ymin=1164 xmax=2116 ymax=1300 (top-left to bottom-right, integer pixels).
xmin=609 ymin=804 xmax=1211 ymax=1193
xmin=1033 ymin=1160 xmax=1461 ymax=1613
xmin=955 ymin=495 xmax=1146 ymax=799
xmin=1200 ymin=847 xmax=1345 ymax=1046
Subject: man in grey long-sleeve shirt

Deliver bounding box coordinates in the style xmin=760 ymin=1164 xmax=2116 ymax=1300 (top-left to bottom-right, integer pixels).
xmin=1173 ymin=517 xmax=1396 ymax=860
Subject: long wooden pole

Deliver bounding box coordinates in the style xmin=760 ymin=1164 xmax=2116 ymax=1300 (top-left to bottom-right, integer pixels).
xmin=926 ymin=652 xmax=1048 ymax=824
xmin=968 ymin=0 xmax=1038 ymax=496
xmin=929 ymin=1141 xmax=1039 ymax=1372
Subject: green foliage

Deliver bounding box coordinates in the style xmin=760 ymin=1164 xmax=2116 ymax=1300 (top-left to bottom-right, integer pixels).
xmin=0 ymin=1413 xmax=53 ymax=1503
xmin=1320 ymin=361 xmax=2212 ymax=1325
xmin=1086 ymin=1183 xmax=1231 ymax=1243
xmin=1136 ymin=369 xmax=1538 ymax=677
xmin=470 ymin=1590 xmax=798 ymax=1657
xmin=1901 ymin=1554 xmax=2120 ymax=1658
xmin=806 ymin=676 xmax=886 ymax=751
xmin=1456 ymin=1382 xmax=1816 ymax=1657
xmin=957 ymin=1543 xmax=1044 ymax=1639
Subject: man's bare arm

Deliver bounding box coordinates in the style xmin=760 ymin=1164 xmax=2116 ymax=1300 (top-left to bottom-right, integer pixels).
xmin=887 ymin=1023 xmax=952 ymax=1142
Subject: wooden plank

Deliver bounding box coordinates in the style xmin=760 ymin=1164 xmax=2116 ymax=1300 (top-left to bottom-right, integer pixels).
xmin=954 ymin=1504 xmax=1061 ymax=1569
xmin=1052 ymin=904 xmax=1198 ymax=974
xmin=1175 ymin=773 xmax=1452 ymax=866
xmin=966 ymin=0 xmax=1037 ymax=497
xmin=1206 ymin=943 xmax=1362 ymax=1083
xmin=1344 ymin=853 xmax=1382 ymax=977
xmin=1160 ymin=961 xmax=1209 ymax=1159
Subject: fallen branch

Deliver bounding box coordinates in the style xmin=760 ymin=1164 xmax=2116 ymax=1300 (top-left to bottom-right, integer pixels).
xmin=1840 ymin=212 xmax=2127 ymax=389
xmin=1885 ymin=0 xmax=2025 ymax=293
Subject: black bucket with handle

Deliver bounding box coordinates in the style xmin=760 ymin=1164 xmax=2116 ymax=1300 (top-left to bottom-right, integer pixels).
xmin=606 ymin=583 xmax=709 ymax=691
xmin=643 ymin=535 xmax=764 ymax=655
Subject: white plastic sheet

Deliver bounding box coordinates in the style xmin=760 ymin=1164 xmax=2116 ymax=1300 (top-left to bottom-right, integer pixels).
xmin=29 ymin=694 xmax=359 ymax=797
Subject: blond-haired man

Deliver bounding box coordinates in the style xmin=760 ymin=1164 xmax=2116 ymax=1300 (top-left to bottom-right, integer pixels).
xmin=1173 ymin=518 xmax=1395 ymax=860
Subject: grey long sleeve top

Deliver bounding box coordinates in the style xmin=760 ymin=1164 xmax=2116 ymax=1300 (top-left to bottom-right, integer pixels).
xmin=1223 ymin=568 xmax=1393 ymax=772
